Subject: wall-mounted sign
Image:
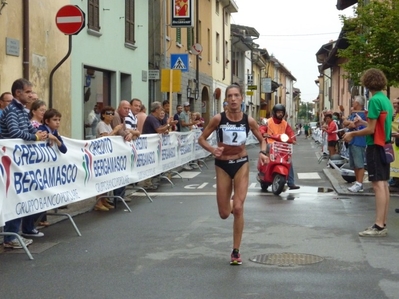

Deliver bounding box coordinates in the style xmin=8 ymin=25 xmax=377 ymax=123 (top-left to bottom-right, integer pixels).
xmin=171 ymin=0 xmax=194 ymax=28
xmin=262 ymin=78 xmax=272 ymax=93
xmin=148 ymin=70 xmax=160 ymax=80
xmin=248 ymin=85 xmax=257 ymax=90
xmin=6 ymin=38 xmax=20 ymax=57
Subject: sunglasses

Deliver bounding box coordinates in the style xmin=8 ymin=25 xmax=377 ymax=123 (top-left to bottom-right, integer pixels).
xmin=105 ymin=111 xmax=114 ymax=115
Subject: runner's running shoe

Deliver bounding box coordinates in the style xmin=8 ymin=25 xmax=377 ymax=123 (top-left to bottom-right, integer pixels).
xmin=230 ymin=249 xmax=242 ymax=265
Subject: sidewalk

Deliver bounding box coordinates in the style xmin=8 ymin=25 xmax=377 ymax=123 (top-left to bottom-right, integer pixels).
xmin=318 ymin=149 xmax=399 ymax=197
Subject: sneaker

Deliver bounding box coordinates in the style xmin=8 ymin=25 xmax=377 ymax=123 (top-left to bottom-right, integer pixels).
xmin=348 ymin=182 xmax=363 ymax=193
xmin=22 ymin=229 xmax=44 ymax=238
xmin=183 ymin=165 xmax=192 ymax=170
xmin=190 ymin=164 xmax=199 ymax=169
xmin=143 ymin=184 xmax=158 ymax=190
xmin=230 ymin=249 xmax=242 ymax=265
xmin=3 ymin=237 xmax=33 ymax=249
xmin=288 ymin=185 xmax=300 ymax=190
xmin=359 ymin=226 xmax=387 ymax=237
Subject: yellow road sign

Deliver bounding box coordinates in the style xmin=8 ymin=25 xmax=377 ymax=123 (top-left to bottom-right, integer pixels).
xmin=161 ymin=69 xmax=181 ymax=92
xmin=246 ymin=91 xmax=254 ymax=96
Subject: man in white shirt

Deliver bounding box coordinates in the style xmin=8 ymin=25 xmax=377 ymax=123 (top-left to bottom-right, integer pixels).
xmin=124 ymin=98 xmax=141 ymax=139
xmin=87 ymin=104 xmax=100 ymax=137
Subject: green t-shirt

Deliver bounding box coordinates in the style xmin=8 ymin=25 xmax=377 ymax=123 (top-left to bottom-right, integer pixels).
xmin=366 ymin=91 xmax=393 ymax=146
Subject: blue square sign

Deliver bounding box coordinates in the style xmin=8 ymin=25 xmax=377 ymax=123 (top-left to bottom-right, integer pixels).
xmin=171 ymin=54 xmax=189 ymax=72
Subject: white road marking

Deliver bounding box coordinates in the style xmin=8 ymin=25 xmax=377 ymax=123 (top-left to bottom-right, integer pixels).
xmin=131 ymin=187 xmax=323 ymax=197
xmin=297 ymin=172 xmax=321 ymax=179
xmin=172 ymin=171 xmax=201 ymax=179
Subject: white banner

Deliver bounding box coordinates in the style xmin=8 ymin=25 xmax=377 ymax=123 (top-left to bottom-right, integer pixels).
xmin=0 ymin=130 xmax=259 ymax=226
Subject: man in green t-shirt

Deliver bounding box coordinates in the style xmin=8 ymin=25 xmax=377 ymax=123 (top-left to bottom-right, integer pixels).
xmin=343 ymin=68 xmax=393 ymax=237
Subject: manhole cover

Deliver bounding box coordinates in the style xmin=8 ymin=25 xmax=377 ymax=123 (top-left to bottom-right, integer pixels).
xmin=249 ymin=252 xmax=324 ymax=266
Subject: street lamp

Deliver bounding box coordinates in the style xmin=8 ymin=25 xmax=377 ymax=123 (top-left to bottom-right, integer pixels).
xmin=187 ymin=86 xmax=199 ymax=100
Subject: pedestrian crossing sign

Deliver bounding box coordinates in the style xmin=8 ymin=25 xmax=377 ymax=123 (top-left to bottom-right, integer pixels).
xmin=171 ymin=54 xmax=189 ymax=72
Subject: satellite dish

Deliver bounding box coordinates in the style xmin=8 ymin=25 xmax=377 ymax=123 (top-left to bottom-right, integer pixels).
xmin=191 ymin=43 xmax=203 ymax=55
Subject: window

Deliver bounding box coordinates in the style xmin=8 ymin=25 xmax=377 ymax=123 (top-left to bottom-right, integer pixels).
xmin=83 ymin=67 xmax=112 ymax=140
xmin=176 ymin=28 xmax=181 ymax=45
xmin=225 ymin=41 xmax=228 ymax=68
xmin=216 ymin=0 xmax=220 ymax=14
xmin=216 ymin=32 xmax=220 ymax=62
xmin=207 ymin=29 xmax=211 ymax=62
xmin=125 ymin=0 xmax=135 ymax=44
xmin=88 ymin=0 xmax=100 ymax=31
xmin=187 ymin=27 xmax=194 ymax=48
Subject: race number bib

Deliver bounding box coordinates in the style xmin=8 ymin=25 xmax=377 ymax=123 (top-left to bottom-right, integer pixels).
xmin=222 ymin=127 xmax=246 ymax=146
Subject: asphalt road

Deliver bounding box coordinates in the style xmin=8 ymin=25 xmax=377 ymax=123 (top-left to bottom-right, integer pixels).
xmin=1 ymin=136 xmax=399 ymax=299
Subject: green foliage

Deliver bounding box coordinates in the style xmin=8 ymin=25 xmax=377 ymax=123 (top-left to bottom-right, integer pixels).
xmin=338 ymin=0 xmax=399 ymax=89
xmin=298 ymin=102 xmax=314 ymax=120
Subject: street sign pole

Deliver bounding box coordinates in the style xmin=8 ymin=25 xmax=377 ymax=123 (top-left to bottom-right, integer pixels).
xmin=49 ymin=5 xmax=85 ymax=108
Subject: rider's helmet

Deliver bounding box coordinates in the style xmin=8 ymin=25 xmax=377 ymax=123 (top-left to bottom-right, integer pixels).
xmin=272 ymin=104 xmax=286 ymax=118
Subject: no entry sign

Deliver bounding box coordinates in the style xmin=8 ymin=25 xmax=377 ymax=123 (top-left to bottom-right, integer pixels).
xmin=55 ymin=5 xmax=85 ymax=35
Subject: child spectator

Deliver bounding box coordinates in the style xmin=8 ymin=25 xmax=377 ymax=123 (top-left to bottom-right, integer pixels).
xmin=38 ymin=109 xmax=67 ymax=154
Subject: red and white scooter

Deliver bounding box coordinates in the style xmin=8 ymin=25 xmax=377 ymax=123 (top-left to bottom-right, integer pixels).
xmin=257 ymin=125 xmax=295 ymax=195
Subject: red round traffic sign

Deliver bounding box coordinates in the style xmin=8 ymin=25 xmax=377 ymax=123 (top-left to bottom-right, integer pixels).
xmin=55 ymin=5 xmax=85 ymax=35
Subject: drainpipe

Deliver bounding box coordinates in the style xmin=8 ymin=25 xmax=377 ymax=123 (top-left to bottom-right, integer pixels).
xmin=195 ymin=0 xmax=199 ymax=97
xmin=22 ymin=0 xmax=30 ymax=79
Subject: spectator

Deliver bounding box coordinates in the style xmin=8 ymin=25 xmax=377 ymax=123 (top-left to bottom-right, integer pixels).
xmin=390 ymin=97 xmax=399 ymax=188
xmin=141 ymin=101 xmax=176 ymax=189
xmin=193 ymin=112 xmax=205 ymax=131
xmin=136 ymin=104 xmax=147 ymax=133
xmin=38 ymin=109 xmax=67 ymax=154
xmin=0 ymin=92 xmax=13 ymax=137
xmin=322 ymin=114 xmax=339 ymax=157
xmin=142 ymin=101 xmax=175 ymax=134
xmin=124 ymin=98 xmax=141 ymax=140
xmin=179 ymin=102 xmax=200 ymax=170
xmin=304 ymin=123 xmax=310 ymax=139
xmin=86 ymin=104 xmax=100 ymax=137
xmin=173 ymin=104 xmax=183 ymax=131
xmin=0 ymin=78 xmax=48 ymax=249
xmin=111 ymin=100 xmax=135 ymax=201
xmin=223 ymin=101 xmax=228 ymax=112
xmin=29 ymin=100 xmax=49 ymax=226
xmin=162 ymin=100 xmax=170 ymax=124
xmin=95 ymin=106 xmax=124 ymax=211
xmin=343 ymin=68 xmax=393 ymax=237
xmin=342 ymin=95 xmax=367 ymax=193
xmin=25 ymin=91 xmax=38 ymax=113
xmin=29 ymin=99 xmax=46 ymax=128
xmin=0 ymin=91 xmax=12 ymax=113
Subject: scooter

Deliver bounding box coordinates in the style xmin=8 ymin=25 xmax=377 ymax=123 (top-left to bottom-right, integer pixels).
xmin=257 ymin=133 xmax=294 ymax=195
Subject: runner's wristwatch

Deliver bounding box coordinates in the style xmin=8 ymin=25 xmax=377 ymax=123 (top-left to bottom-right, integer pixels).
xmin=259 ymin=150 xmax=267 ymax=155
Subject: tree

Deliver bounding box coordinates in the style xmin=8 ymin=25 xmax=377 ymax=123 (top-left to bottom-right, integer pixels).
xmin=298 ymin=102 xmax=313 ymax=121
xmin=338 ymin=0 xmax=399 ymax=97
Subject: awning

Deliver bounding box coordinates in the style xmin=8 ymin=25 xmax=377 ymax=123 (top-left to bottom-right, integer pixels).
xmin=336 ymin=0 xmax=357 ymax=10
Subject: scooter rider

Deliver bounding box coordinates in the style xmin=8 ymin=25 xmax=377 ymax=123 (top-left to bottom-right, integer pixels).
xmin=261 ymin=104 xmax=300 ymax=190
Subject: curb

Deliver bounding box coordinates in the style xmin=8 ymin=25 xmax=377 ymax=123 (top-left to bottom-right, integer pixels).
xmin=323 ymin=168 xmax=399 ymax=197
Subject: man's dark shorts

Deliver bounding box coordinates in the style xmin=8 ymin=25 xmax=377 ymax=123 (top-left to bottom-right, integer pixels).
xmin=366 ymin=145 xmax=390 ymax=181
xmin=328 ymin=140 xmax=337 ymax=147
